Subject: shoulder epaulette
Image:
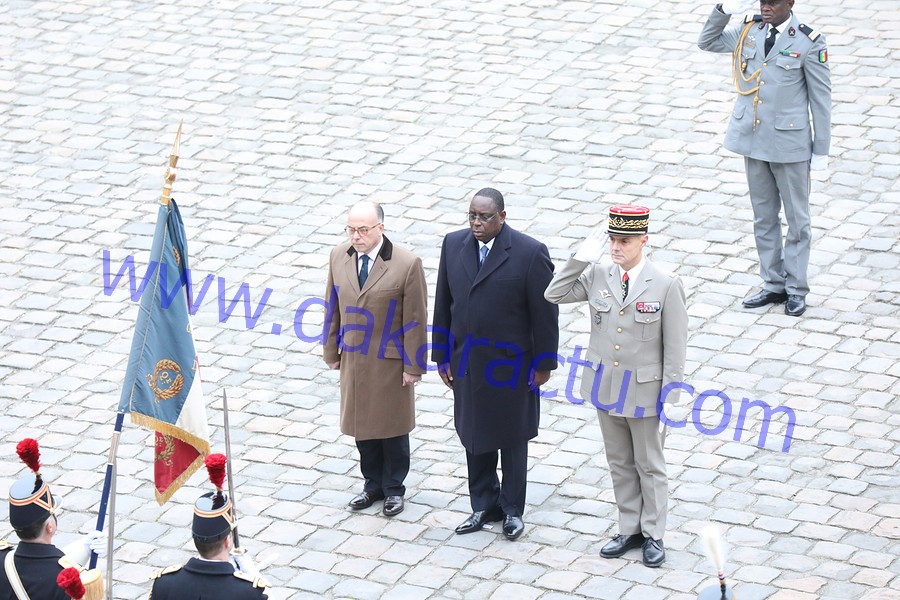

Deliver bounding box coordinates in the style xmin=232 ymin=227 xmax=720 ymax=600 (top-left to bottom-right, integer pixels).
xmin=744 ymin=14 xmax=763 ymax=23
xmin=798 ymin=23 xmax=820 ymax=41
xmin=59 ymin=556 xmax=84 ymax=570
xmin=150 ymin=564 xmax=182 ymax=580
xmin=0 ymin=540 xmax=12 ymax=551
xmin=234 ymin=570 xmax=271 ymax=589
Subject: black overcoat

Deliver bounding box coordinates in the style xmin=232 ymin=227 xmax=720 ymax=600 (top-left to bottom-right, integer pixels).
xmin=433 ymin=223 xmax=559 ymax=454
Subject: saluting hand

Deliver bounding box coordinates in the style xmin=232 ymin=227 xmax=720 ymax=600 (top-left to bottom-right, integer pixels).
xmin=573 ymin=226 xmax=608 ymax=263
xmin=720 ymin=0 xmax=756 ymax=15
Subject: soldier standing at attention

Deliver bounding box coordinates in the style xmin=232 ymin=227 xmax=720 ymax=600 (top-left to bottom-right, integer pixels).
xmin=149 ymin=454 xmax=268 ymax=599
xmin=1 ymin=439 xmax=105 ymax=600
xmin=699 ymin=0 xmax=831 ymax=317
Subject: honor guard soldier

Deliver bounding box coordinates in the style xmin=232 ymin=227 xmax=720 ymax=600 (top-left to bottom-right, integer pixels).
xmin=1 ymin=439 xmax=105 ymax=600
xmin=149 ymin=454 xmax=269 ymax=599
xmin=699 ymin=0 xmax=831 ymax=317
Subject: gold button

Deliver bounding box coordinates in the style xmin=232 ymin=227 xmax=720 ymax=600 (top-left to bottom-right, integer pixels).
xmin=758 ymin=100 xmax=762 ymax=104
xmin=790 ymin=123 xmax=794 ymax=127
xmin=619 ymin=310 xmax=624 ymax=316
xmin=645 ymin=318 xmax=651 ymax=322
xmin=756 ymin=120 xmax=760 ymax=124
xmin=614 ymin=361 xmax=619 ymax=367
xmin=654 ymin=376 xmax=660 ymax=380
xmin=763 ymin=62 xmax=767 ymax=66
xmin=615 ymin=344 xmax=620 ymax=350
xmin=617 ymin=327 xmax=622 ymax=333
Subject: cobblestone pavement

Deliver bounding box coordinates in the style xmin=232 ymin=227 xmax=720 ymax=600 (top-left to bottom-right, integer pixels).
xmin=1 ymin=0 xmax=898 ymax=598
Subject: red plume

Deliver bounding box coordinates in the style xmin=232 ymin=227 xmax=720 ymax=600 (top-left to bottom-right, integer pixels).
xmin=57 ymin=567 xmax=85 ymax=599
xmin=16 ymin=438 xmax=41 ymax=475
xmin=204 ymin=453 xmax=227 ymax=490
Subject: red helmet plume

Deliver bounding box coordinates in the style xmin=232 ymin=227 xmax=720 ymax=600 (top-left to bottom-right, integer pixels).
xmin=16 ymin=438 xmax=41 ymax=475
xmin=204 ymin=453 xmax=227 ymax=491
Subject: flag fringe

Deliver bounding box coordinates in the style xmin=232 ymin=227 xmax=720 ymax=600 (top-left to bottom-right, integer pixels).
xmin=130 ymin=412 xmax=212 ymax=455
xmin=154 ymin=453 xmax=206 ymax=505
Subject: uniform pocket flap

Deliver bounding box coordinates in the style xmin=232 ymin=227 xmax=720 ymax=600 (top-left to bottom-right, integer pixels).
xmin=635 ymin=364 xmax=662 ymax=383
xmin=774 ymin=112 xmax=809 ymax=131
xmin=775 ymin=55 xmax=798 ymax=70
xmin=634 ymin=311 xmax=662 ymax=324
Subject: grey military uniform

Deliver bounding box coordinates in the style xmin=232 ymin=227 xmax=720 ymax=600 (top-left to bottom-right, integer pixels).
xmin=699 ymin=7 xmax=831 ymax=297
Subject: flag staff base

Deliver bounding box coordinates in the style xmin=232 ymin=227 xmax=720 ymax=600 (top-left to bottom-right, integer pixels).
xmin=698 ymin=585 xmax=735 ymax=600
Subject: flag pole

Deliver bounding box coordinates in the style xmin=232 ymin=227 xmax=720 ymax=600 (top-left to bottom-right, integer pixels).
xmin=105 ymin=455 xmax=117 ymax=600
xmin=90 ymin=410 xmax=123 ymax=571
xmin=222 ymin=388 xmax=241 ymax=550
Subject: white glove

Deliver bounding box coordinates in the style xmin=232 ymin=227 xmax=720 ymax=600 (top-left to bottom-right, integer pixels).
xmin=86 ymin=530 xmax=107 ymax=559
xmin=810 ymin=154 xmax=829 ymax=180
xmin=720 ymin=0 xmax=757 ymax=15
xmin=573 ymin=227 xmax=609 ymax=263
xmin=810 ymin=154 xmax=828 ymax=171
xmin=231 ymin=549 xmax=259 ymax=577
xmin=61 ymin=530 xmax=106 ymax=564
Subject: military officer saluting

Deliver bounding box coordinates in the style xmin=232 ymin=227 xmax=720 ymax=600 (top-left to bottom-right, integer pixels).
xmin=545 ymin=206 xmax=688 ymax=568
xmin=699 ymin=0 xmax=831 ymax=317
xmin=149 ymin=454 xmax=269 ymax=599
xmin=1 ymin=439 xmax=104 ymax=600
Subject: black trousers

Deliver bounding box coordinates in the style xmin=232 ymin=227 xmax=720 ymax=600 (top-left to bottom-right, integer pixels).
xmin=465 ymin=441 xmax=528 ymax=517
xmin=356 ymin=434 xmax=410 ymax=497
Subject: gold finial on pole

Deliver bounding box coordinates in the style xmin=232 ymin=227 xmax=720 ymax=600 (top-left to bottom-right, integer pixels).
xmin=160 ymin=121 xmax=183 ymax=206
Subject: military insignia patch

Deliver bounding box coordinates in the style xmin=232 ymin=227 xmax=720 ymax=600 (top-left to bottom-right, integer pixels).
xmin=590 ymin=296 xmax=610 ymax=311
xmin=819 ymin=49 xmax=828 ymax=63
xmin=788 ymin=26 xmax=796 ymax=37
xmin=636 ymin=302 xmax=661 ymax=313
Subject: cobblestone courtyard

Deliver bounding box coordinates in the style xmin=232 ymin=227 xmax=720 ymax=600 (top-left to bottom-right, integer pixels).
xmin=0 ymin=0 xmax=898 ymax=598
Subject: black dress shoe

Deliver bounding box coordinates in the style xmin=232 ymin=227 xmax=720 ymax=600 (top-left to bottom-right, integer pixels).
xmin=348 ymin=491 xmax=384 ymax=510
xmin=454 ymin=507 xmax=503 ymax=535
xmin=502 ymin=515 xmax=524 ymax=540
xmin=742 ymin=290 xmax=788 ymax=308
xmin=642 ymin=538 xmax=665 ymax=567
xmin=383 ymin=495 xmax=404 ymax=517
xmin=600 ymin=533 xmax=645 ymax=558
xmin=785 ymin=295 xmax=806 ymax=317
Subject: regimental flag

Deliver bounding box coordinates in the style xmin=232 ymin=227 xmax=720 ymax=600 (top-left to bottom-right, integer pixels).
xmin=118 ymin=198 xmax=210 ymax=504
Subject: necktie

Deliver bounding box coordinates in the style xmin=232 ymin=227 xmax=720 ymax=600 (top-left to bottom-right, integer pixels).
xmin=358 ymin=254 xmax=369 ymax=289
xmin=622 ymin=272 xmax=629 ymax=301
xmin=764 ymin=26 xmax=777 ymax=56
xmin=479 ymin=245 xmax=488 ymax=269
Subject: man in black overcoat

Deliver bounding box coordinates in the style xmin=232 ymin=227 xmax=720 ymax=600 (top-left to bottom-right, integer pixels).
xmin=432 ymin=187 xmax=559 ymax=540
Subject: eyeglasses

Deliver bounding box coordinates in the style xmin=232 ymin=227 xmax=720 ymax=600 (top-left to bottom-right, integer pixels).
xmin=467 ymin=212 xmax=500 ymax=224
xmin=346 ymin=224 xmax=380 ymax=236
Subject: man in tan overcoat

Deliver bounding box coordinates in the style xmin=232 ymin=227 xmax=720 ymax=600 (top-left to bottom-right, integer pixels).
xmin=324 ymin=201 xmax=428 ymax=517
